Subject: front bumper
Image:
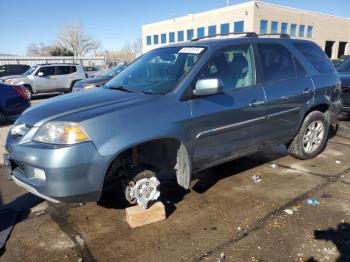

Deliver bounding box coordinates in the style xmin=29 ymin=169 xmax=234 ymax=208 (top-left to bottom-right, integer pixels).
xmin=5 ymin=138 xmax=112 ymax=203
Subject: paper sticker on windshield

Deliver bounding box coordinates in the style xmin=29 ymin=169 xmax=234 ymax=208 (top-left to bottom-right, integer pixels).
xmin=179 ymin=47 xmax=204 ymax=54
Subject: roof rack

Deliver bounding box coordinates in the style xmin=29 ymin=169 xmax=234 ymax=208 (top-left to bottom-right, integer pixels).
xmin=191 ymin=32 xmax=257 ymax=42
xmin=257 ymin=33 xmax=290 ymax=39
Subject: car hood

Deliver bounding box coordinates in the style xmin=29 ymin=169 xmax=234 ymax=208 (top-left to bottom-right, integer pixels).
xmin=76 ymin=76 xmax=111 ymax=86
xmin=0 ymin=75 xmax=25 ymax=81
xmin=18 ymin=88 xmax=144 ymax=126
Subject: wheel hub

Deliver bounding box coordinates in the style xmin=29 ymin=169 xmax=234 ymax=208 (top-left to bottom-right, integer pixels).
xmin=125 ymin=176 xmax=160 ymax=209
xmin=303 ymin=120 xmax=324 ymax=154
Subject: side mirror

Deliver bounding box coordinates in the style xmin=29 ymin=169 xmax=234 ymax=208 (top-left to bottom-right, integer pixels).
xmin=38 ymin=72 xmax=44 ymax=77
xmin=194 ymin=78 xmax=223 ymax=96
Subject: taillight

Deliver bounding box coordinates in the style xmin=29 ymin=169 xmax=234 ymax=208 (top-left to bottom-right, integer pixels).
xmin=13 ymin=86 xmax=28 ymax=100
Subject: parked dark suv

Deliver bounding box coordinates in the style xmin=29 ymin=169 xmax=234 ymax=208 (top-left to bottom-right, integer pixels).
xmin=0 ymin=64 xmax=30 ymax=78
xmin=4 ymin=33 xmax=341 ymax=209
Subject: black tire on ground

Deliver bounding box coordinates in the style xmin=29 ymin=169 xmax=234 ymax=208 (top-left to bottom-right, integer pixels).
xmin=23 ymin=86 xmax=32 ymax=100
xmin=288 ymin=110 xmax=329 ymax=160
xmin=337 ymin=121 xmax=350 ymax=139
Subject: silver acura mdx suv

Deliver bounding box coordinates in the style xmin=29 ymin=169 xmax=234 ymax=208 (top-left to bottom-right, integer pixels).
xmin=2 ymin=63 xmax=87 ymax=99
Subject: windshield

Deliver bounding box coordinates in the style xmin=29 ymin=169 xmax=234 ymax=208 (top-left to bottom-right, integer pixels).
xmin=337 ymin=59 xmax=350 ymax=73
xmin=104 ymin=64 xmax=126 ymax=77
xmin=104 ymin=46 xmax=205 ymax=94
xmin=23 ymin=66 xmax=37 ymax=76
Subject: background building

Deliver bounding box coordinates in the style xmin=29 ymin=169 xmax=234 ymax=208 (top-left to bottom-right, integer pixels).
xmin=142 ymin=1 xmax=350 ymax=59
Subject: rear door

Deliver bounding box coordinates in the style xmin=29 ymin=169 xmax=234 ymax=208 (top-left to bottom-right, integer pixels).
xmin=191 ymin=44 xmax=267 ymax=168
xmin=256 ymin=43 xmax=314 ymax=144
xmin=55 ymin=65 xmax=74 ymax=90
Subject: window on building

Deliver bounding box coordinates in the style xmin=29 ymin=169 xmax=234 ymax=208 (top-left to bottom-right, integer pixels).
xmin=271 ymin=21 xmax=278 ymax=33
xmin=257 ymin=44 xmax=299 ymax=83
xmin=281 ymin=23 xmax=288 ymax=34
xmin=208 ymin=25 xmax=216 ymax=36
xmin=153 ymin=35 xmax=159 ymax=45
xmin=299 ymin=25 xmax=305 ymax=37
xmin=177 ymin=31 xmax=184 ymax=42
xmin=169 ymin=32 xmax=175 ymax=43
xmin=197 ymin=27 xmax=205 ymax=38
xmin=187 ymin=29 xmax=194 ymax=41
xmin=146 ymin=36 xmax=152 ymax=45
xmin=234 ymin=21 xmax=244 ymax=33
xmin=161 ymin=33 xmax=166 ymax=44
xmin=220 ymin=23 xmax=230 ymax=34
xmin=260 ymin=20 xmax=268 ymax=34
xmin=199 ymin=44 xmax=255 ymax=89
xmin=307 ymin=26 xmax=313 ymax=38
xmin=290 ymin=24 xmax=297 ymax=37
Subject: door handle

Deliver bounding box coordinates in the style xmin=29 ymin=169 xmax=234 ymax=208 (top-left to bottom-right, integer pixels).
xmin=249 ymin=100 xmax=265 ymax=107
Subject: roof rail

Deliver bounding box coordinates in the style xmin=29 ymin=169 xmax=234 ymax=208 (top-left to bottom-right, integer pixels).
xmin=191 ymin=32 xmax=257 ymax=42
xmin=257 ymin=33 xmax=291 ymax=39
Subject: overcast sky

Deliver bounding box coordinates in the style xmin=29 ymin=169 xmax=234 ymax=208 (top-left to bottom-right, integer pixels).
xmin=0 ymin=0 xmax=349 ymax=55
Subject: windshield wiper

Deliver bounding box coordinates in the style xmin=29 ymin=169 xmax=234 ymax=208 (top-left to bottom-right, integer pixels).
xmin=109 ymin=85 xmax=156 ymax=95
xmin=108 ymin=86 xmax=134 ymax=93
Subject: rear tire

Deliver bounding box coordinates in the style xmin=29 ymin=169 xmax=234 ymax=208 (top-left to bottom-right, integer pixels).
xmin=288 ymin=111 xmax=329 ymax=160
xmin=0 ymin=110 xmax=6 ymax=123
xmin=337 ymin=121 xmax=350 ymax=139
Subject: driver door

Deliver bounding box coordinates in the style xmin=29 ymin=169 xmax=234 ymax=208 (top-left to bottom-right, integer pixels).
xmin=34 ymin=66 xmax=56 ymax=92
xmin=191 ymin=44 xmax=267 ymax=168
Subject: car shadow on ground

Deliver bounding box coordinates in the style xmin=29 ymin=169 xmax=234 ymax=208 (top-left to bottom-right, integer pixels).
xmin=192 ymin=144 xmax=287 ymax=194
xmin=306 ymin=222 xmax=350 ymax=262
xmin=0 ymin=120 xmax=13 ymax=128
xmin=0 ymin=189 xmax=43 ymax=256
xmin=98 ymin=145 xmax=288 ymax=217
xmin=31 ymin=93 xmax=60 ymax=100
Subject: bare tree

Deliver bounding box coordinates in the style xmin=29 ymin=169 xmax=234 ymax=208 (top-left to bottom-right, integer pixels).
xmin=104 ymin=38 xmax=143 ymax=65
xmin=27 ymin=42 xmax=52 ymax=56
xmin=58 ymin=23 xmax=101 ymax=57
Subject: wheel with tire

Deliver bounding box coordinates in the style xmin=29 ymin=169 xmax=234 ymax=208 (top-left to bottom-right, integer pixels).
xmin=288 ymin=111 xmax=329 ymax=159
xmin=23 ymin=86 xmax=32 ymax=100
xmin=337 ymin=121 xmax=350 ymax=139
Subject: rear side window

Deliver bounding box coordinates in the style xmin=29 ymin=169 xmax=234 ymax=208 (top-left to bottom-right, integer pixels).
xmin=293 ymin=42 xmax=335 ymax=73
xmin=56 ymin=66 xmax=71 ymax=75
xmin=70 ymin=66 xmax=77 ymax=73
xmin=257 ymin=44 xmax=301 ymax=83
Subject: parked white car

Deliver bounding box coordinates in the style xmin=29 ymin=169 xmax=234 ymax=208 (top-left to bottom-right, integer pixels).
xmin=2 ymin=63 xmax=87 ymax=99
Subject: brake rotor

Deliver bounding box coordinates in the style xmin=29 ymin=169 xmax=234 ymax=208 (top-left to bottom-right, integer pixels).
xmin=125 ymin=170 xmax=160 ymax=209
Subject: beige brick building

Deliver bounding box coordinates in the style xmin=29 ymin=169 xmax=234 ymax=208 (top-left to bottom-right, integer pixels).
xmin=142 ymin=1 xmax=350 ymax=59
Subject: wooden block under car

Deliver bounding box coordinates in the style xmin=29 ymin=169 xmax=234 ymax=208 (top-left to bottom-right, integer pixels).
xmin=126 ymin=202 xmax=166 ymax=228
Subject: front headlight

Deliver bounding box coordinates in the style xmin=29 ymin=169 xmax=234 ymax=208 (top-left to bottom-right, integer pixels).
xmin=33 ymin=121 xmax=90 ymax=145
xmin=84 ymin=84 xmax=97 ymax=89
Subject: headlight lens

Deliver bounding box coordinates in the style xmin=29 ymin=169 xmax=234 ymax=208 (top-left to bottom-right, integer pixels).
xmin=84 ymin=84 xmax=97 ymax=89
xmin=33 ymin=121 xmax=90 ymax=145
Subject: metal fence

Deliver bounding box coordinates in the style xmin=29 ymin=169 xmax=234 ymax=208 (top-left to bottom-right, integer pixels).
xmin=0 ymin=56 xmax=106 ymax=67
